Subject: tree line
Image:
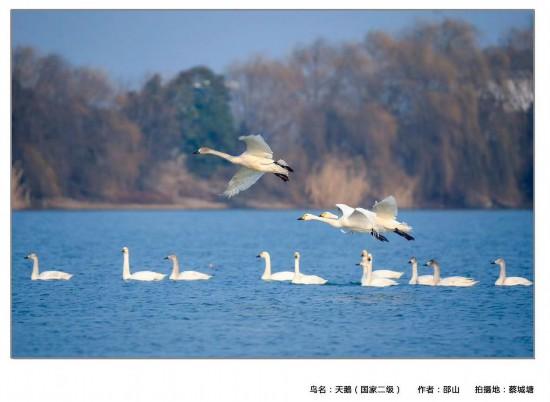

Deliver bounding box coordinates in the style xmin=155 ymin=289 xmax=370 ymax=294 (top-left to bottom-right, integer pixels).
xmin=12 ymin=19 xmax=533 ymax=209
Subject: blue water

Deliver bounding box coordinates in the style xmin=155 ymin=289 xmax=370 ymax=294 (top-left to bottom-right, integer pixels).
xmin=11 ymin=210 xmax=533 ymax=358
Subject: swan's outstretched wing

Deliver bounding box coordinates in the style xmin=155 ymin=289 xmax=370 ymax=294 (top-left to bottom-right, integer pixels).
xmin=355 ymin=208 xmax=380 ymax=230
xmin=239 ymin=135 xmax=273 ymax=159
xmin=335 ymin=203 xmax=355 ymax=219
xmin=372 ymin=195 xmax=398 ymax=219
xmin=223 ymin=167 xmax=264 ymax=198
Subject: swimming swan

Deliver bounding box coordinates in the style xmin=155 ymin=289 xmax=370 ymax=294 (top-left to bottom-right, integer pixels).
xmin=122 ymin=247 xmax=166 ymax=281
xmin=298 ymin=203 xmax=388 ymax=242
xmin=359 ymin=250 xmax=403 ymax=278
xmin=24 ymin=253 xmax=72 ymax=280
xmin=491 ymin=258 xmax=532 ymax=286
xmin=291 ymin=252 xmax=327 ymax=285
xmin=358 ymin=251 xmax=398 ymax=287
xmin=424 ymin=259 xmax=477 ymax=287
xmin=165 ymin=254 xmax=212 ymax=281
xmin=257 ymin=251 xmax=294 ymax=281
xmin=193 ymin=134 xmax=293 ymax=197
xmin=407 ymin=257 xmax=433 ymax=285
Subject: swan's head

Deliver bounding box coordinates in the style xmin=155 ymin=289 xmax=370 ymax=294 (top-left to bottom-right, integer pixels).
xmin=408 ymin=257 xmax=417 ymax=264
xmin=425 ymin=259 xmax=438 ymax=268
xmin=297 ymin=213 xmax=316 ymax=221
xmin=319 ymin=211 xmax=338 ymax=219
xmin=357 ymin=252 xmax=372 ymax=267
xmin=294 ymin=251 xmax=300 ymax=259
xmin=121 ymin=247 xmax=129 ymax=255
xmin=164 ymin=254 xmax=177 ymax=261
xmin=257 ymin=251 xmax=269 ymax=259
xmin=24 ymin=253 xmax=37 ymax=261
xmin=193 ymin=147 xmax=212 ymax=155
xmin=492 ymin=257 xmax=505 ymax=265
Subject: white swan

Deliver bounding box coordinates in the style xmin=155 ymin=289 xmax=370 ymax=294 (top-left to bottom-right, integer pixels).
xmin=407 ymin=257 xmax=434 ymax=285
xmin=24 ymin=253 xmax=72 ymax=280
xmin=358 ymin=250 xmax=403 ymax=278
xmin=257 ymin=251 xmax=294 ymax=281
xmin=291 ymin=252 xmax=327 ymax=285
xmin=298 ymin=204 xmax=388 ymax=242
xmin=318 ymin=196 xmax=413 ymax=241
xmin=424 ymin=259 xmax=478 ymax=287
xmin=165 ymin=254 xmax=212 ymax=281
xmin=358 ymin=251 xmax=398 ymax=287
xmin=122 ymin=247 xmax=165 ymax=281
xmin=491 ymin=258 xmax=532 ymax=286
xmin=193 ymin=134 xmax=293 ymax=197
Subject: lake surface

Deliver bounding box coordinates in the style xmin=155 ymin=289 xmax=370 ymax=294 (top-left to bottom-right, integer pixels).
xmin=11 ymin=210 xmax=533 ymax=358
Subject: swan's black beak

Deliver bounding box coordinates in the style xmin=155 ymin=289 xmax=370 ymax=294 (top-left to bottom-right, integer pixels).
xmin=256 ymin=255 xmax=261 ymax=258
xmin=297 ymin=217 xmax=304 ymax=220
xmin=193 ymin=150 xmax=200 ymax=154
xmin=164 ymin=256 xmax=169 ymax=260
xmin=490 ymin=261 xmax=496 ymax=264
xmin=24 ymin=256 xmax=28 ymax=259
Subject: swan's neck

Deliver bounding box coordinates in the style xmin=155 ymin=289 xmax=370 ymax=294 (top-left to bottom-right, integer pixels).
xmin=262 ymin=255 xmax=272 ymax=278
xmin=123 ymin=253 xmax=131 ymax=279
xmin=170 ymin=258 xmax=181 ymax=279
xmin=310 ymin=215 xmax=341 ymax=228
xmin=362 ymin=260 xmax=373 ymax=284
xmin=410 ymin=262 xmax=418 ymax=282
xmin=31 ymin=258 xmax=39 ymax=279
xmin=432 ymin=263 xmax=441 ymax=284
xmin=498 ymin=262 xmax=507 ymax=281
xmin=204 ymin=149 xmax=236 ymax=163
xmin=294 ymin=257 xmax=300 ymax=274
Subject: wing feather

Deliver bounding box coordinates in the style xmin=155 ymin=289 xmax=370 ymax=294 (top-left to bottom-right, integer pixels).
xmin=372 ymin=196 xmax=398 ymax=219
xmin=238 ymin=135 xmax=273 ymax=158
xmin=223 ymin=167 xmax=264 ymax=198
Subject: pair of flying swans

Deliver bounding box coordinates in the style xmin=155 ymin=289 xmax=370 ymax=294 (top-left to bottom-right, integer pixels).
xmin=298 ymin=196 xmax=413 ymax=242
xmin=194 ymin=134 xmax=293 ymax=198
xmin=24 ymin=253 xmax=72 ymax=281
xmin=257 ymin=251 xmax=327 ymax=285
xmin=122 ymin=247 xmax=211 ymax=281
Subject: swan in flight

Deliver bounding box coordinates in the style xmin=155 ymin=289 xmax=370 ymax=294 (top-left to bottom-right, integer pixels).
xmin=193 ymin=134 xmax=293 ymax=197
xmin=491 ymin=258 xmax=532 ymax=286
xmin=257 ymin=251 xmax=294 ymax=281
xmin=291 ymin=252 xmax=327 ymax=285
xmin=407 ymin=257 xmax=433 ymax=285
xmin=358 ymin=250 xmax=403 ymax=278
xmin=298 ymin=204 xmax=389 ymax=242
xmin=122 ymin=247 xmax=166 ymax=281
xmin=24 ymin=253 xmax=72 ymax=280
xmin=358 ymin=251 xmax=398 ymax=287
xmin=165 ymin=254 xmax=212 ymax=281
xmin=424 ymin=259 xmax=477 ymax=287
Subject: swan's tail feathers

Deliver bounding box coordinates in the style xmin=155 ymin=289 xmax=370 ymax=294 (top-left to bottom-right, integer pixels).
xmin=274 ymin=173 xmax=289 ymax=182
xmin=394 ymin=228 xmax=415 ymax=241
xmin=275 ymin=159 xmax=294 ymax=172
xmin=371 ymin=231 xmax=389 ymax=242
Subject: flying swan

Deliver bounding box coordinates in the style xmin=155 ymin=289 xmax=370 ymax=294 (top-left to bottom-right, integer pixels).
xmin=165 ymin=254 xmax=212 ymax=281
xmin=357 ymin=251 xmax=398 ymax=287
xmin=122 ymin=247 xmax=166 ymax=281
xmin=298 ymin=204 xmax=388 ymax=242
xmin=424 ymin=259 xmax=477 ymax=287
xmin=193 ymin=134 xmax=293 ymax=197
xmin=320 ymin=196 xmax=413 ymax=241
xmin=407 ymin=257 xmax=434 ymax=285
xmin=257 ymin=251 xmax=294 ymax=281
xmin=24 ymin=253 xmax=72 ymax=280
xmin=291 ymin=252 xmax=327 ymax=285
xmin=491 ymin=258 xmax=532 ymax=286
xmin=358 ymin=250 xmax=403 ymax=278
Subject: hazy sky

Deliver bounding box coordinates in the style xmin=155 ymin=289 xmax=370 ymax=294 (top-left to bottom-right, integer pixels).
xmin=12 ymin=10 xmax=533 ymax=86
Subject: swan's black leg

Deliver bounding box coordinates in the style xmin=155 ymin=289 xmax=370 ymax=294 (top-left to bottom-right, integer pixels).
xmin=274 ymin=173 xmax=289 ymax=182
xmin=394 ymin=229 xmax=415 ymax=241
